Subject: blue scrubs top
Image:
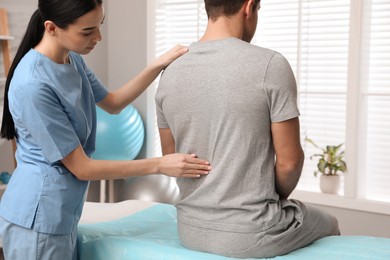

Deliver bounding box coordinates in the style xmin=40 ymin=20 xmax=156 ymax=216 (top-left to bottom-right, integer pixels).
xmin=0 ymin=49 xmax=109 ymax=234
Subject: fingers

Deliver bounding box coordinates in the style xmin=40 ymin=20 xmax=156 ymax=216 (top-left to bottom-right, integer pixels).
xmin=188 ymin=154 xmax=210 ymax=165
xmin=170 ymin=45 xmax=189 ymax=60
xmin=158 ymin=45 xmax=189 ymax=69
xmin=180 ymin=154 xmax=212 ymax=178
xmin=172 ymin=44 xmax=189 ymax=54
xmin=160 ymin=153 xmax=212 ymax=178
xmin=176 ymin=45 xmax=189 ymax=55
xmin=181 ymin=169 xmax=209 ymax=178
xmin=181 ymin=174 xmax=203 ymax=178
xmin=180 ymin=167 xmax=210 ymax=177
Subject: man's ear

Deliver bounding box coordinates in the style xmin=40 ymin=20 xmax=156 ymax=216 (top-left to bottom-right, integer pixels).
xmin=44 ymin=21 xmax=57 ymax=35
xmin=244 ymin=0 xmax=256 ymax=19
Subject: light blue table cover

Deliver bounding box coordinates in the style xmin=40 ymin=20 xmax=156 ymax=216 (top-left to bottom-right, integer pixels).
xmin=77 ymin=203 xmax=390 ymax=260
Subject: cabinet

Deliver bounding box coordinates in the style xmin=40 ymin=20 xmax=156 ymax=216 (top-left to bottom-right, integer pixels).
xmin=0 ymin=8 xmax=16 ymax=166
xmin=0 ymin=8 xmax=12 ymax=76
xmin=0 ymin=8 xmax=13 ymax=97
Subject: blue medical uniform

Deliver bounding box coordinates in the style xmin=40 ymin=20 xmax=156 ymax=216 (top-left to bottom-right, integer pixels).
xmin=0 ymin=49 xmax=108 ymax=235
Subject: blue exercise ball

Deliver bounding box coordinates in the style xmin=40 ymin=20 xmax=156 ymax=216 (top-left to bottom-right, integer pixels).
xmin=92 ymin=105 xmax=145 ymax=160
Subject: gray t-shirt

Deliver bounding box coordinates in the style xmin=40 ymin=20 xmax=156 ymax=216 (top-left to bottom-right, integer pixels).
xmin=156 ymin=37 xmax=300 ymax=233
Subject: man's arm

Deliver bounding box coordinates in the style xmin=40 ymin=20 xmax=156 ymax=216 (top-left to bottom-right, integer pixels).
xmin=159 ymin=128 xmax=176 ymax=155
xmin=271 ymin=117 xmax=304 ymax=199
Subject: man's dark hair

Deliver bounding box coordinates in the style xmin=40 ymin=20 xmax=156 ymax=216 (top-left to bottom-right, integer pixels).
xmin=204 ymin=0 xmax=260 ymax=21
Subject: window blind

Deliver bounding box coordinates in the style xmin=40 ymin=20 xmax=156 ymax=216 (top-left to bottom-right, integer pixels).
xmin=153 ymin=0 xmax=390 ymax=203
xmin=155 ymin=0 xmax=207 ymax=57
xmin=360 ymin=0 xmax=390 ymax=202
xmin=255 ymin=0 xmax=350 ymax=193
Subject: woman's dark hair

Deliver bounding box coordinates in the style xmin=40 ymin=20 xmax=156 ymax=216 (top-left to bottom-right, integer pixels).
xmin=205 ymin=0 xmax=260 ymax=21
xmin=1 ymin=0 xmax=103 ymax=140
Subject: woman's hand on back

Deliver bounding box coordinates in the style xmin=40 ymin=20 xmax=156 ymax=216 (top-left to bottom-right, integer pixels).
xmin=159 ymin=153 xmax=211 ymax=178
xmin=153 ymin=45 xmax=189 ymax=70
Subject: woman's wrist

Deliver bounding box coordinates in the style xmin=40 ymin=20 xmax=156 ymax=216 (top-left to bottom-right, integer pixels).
xmin=152 ymin=157 xmax=163 ymax=175
xmin=148 ymin=58 xmax=165 ymax=72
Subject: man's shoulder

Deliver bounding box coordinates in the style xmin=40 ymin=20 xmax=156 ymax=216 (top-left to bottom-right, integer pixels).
xmin=231 ymin=38 xmax=277 ymax=55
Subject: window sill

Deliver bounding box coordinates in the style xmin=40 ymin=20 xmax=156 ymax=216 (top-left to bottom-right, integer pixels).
xmin=290 ymin=190 xmax=390 ymax=216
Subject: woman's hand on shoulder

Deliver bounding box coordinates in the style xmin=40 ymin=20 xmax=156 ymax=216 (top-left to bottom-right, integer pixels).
xmin=158 ymin=153 xmax=211 ymax=178
xmin=153 ymin=45 xmax=189 ymax=70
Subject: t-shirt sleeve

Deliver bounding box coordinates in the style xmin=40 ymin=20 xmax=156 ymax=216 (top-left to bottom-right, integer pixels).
xmin=11 ymin=80 xmax=81 ymax=163
xmin=73 ymin=52 xmax=109 ymax=103
xmin=85 ymin=66 xmax=109 ymax=103
xmin=155 ymin=83 xmax=170 ymax=129
xmin=263 ymin=52 xmax=300 ymax=122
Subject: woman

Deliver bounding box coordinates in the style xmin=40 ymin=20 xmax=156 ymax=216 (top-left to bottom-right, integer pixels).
xmin=0 ymin=0 xmax=211 ymax=259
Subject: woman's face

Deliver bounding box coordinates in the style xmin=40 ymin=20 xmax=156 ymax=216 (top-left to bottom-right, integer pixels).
xmin=56 ymin=4 xmax=105 ymax=55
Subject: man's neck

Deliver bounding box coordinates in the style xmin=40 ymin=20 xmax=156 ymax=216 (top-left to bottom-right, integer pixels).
xmin=200 ymin=16 xmax=244 ymax=42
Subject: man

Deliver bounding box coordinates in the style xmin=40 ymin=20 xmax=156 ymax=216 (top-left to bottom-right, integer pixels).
xmin=155 ymin=0 xmax=340 ymax=258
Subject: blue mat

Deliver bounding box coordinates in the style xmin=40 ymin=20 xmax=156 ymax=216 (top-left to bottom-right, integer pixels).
xmin=77 ymin=204 xmax=390 ymax=259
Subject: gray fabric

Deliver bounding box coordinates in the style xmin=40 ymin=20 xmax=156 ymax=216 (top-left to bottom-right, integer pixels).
xmin=178 ymin=200 xmax=339 ymax=258
xmin=155 ymin=37 xmax=339 ymax=258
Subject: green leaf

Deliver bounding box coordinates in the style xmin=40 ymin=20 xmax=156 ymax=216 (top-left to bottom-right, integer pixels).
xmin=305 ymin=137 xmax=324 ymax=151
xmin=306 ymin=137 xmax=347 ymax=176
xmin=318 ymin=159 xmax=327 ymax=174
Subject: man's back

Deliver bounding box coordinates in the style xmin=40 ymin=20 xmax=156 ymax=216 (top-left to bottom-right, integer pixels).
xmin=157 ymin=37 xmax=338 ymax=258
xmin=156 ymin=0 xmax=339 ymax=257
xmin=156 ymin=38 xmax=300 ymax=233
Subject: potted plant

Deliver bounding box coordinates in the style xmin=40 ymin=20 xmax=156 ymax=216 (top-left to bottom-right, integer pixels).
xmin=305 ymin=137 xmax=347 ymax=194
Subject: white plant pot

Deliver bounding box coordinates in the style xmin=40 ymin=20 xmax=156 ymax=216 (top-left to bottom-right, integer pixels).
xmin=320 ymin=174 xmax=341 ymax=194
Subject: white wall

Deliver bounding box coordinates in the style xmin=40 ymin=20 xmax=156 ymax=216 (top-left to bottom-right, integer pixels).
xmin=105 ymin=0 xmax=149 ymax=158
xmin=315 ymin=204 xmax=390 ymax=238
